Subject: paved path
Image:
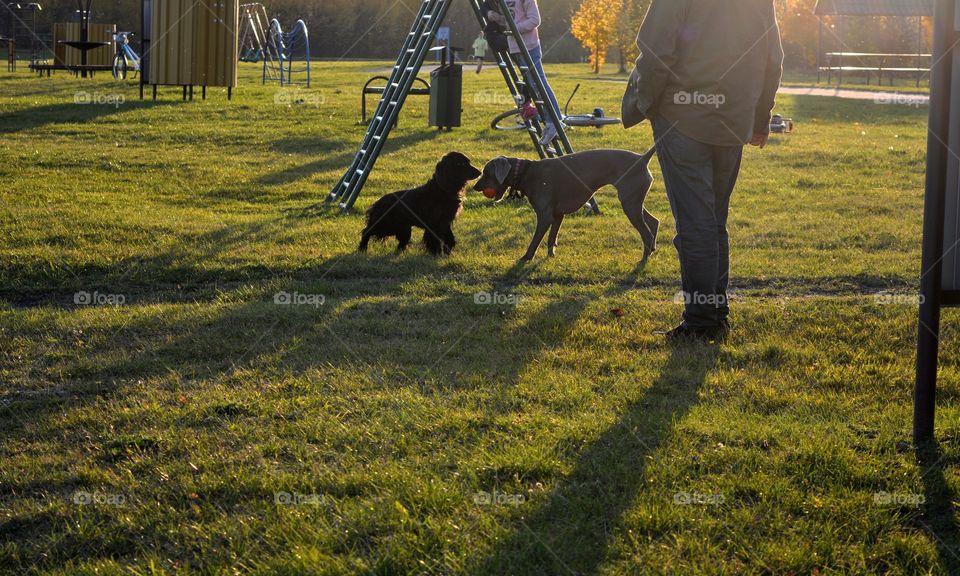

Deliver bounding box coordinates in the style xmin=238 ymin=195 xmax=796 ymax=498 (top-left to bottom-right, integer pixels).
xmin=777 ymin=86 xmax=928 ymax=105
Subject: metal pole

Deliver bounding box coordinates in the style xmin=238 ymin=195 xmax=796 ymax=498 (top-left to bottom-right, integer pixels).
xmin=838 ymin=15 xmax=844 ymax=85
xmin=914 ymin=0 xmax=956 ymax=444
xmin=817 ymin=17 xmax=823 ymax=83
xmin=918 ymin=15 xmax=924 ymax=88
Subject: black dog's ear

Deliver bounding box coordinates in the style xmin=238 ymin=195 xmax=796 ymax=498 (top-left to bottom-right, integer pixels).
xmin=436 ymin=154 xmax=453 ymax=175
xmin=490 ymin=157 xmax=511 ymax=184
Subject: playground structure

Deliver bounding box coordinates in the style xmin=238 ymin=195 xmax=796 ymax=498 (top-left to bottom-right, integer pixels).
xmin=326 ymin=0 xmax=584 ymax=213
xmin=139 ymin=0 xmax=240 ymax=100
xmin=238 ymin=3 xmax=310 ymax=87
xmin=2 ymin=2 xmax=43 ymax=71
xmin=815 ymin=0 xmax=933 ymax=87
xmin=267 ymin=18 xmax=310 ymax=86
xmin=239 ymin=4 xmax=277 ymax=66
xmin=52 ymin=21 xmax=114 ymax=70
xmin=23 ymin=0 xmax=117 ymax=78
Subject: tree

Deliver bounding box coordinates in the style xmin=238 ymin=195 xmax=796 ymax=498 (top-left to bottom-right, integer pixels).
xmin=571 ymin=0 xmax=621 ymax=73
xmin=613 ymin=0 xmax=650 ymax=73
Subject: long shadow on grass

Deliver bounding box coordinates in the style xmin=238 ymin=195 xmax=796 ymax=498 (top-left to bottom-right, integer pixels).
xmin=0 ymin=100 xmax=176 ymax=133
xmin=253 ymin=130 xmax=443 ymax=187
xmin=917 ymin=442 xmax=960 ymax=573
xmin=0 ymin=234 xmax=562 ymax=438
xmin=0 ymin=251 xmax=657 ymax=570
xmin=469 ymin=342 xmax=719 ymax=575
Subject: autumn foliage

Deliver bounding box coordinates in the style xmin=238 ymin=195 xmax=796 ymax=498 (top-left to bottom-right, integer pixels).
xmin=571 ymin=0 xmax=622 ymax=73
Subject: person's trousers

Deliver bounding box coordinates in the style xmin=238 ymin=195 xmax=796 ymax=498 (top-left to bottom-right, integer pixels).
xmin=651 ymin=115 xmax=744 ymax=329
xmin=512 ymin=45 xmax=561 ymax=129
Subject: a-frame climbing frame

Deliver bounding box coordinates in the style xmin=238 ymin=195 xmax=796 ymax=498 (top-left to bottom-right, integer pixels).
xmin=327 ymin=0 xmax=592 ymax=212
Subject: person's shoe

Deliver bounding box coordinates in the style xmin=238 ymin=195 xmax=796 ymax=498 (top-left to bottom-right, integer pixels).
xmin=521 ymin=101 xmax=539 ymax=120
xmin=719 ymin=318 xmax=732 ymax=337
xmin=656 ymin=323 xmax=725 ymax=343
xmin=539 ymin=124 xmax=558 ymax=146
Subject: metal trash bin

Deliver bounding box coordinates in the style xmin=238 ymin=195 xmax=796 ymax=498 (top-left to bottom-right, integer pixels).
xmin=429 ymin=47 xmax=462 ymax=130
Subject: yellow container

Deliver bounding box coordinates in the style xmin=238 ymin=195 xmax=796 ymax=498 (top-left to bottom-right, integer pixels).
xmin=53 ymin=23 xmax=116 ymax=67
xmin=149 ymin=0 xmax=238 ymax=88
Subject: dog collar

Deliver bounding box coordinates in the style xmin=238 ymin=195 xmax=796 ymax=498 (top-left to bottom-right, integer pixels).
xmin=510 ymin=159 xmax=530 ymax=191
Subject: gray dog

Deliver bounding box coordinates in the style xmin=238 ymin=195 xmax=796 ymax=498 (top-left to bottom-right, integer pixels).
xmin=474 ymin=148 xmax=660 ymax=262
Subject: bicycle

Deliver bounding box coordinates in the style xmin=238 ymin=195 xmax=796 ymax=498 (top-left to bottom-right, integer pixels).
xmin=490 ymin=83 xmax=622 ymax=131
xmin=112 ymin=32 xmax=141 ymax=80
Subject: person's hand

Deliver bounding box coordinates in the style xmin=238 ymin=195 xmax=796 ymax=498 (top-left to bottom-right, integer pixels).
xmin=750 ymin=133 xmax=768 ymax=149
xmin=487 ymin=10 xmax=505 ymax=25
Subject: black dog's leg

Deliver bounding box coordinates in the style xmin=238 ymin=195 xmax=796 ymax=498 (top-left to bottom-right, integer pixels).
xmin=442 ymin=227 xmax=456 ymax=255
xmin=423 ymin=230 xmax=444 ymax=256
xmin=396 ymin=227 xmax=412 ymax=253
xmin=359 ymin=229 xmax=372 ymax=252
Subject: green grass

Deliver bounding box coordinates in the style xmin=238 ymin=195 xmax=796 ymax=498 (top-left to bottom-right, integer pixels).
xmin=1 ymin=61 xmax=958 ymax=575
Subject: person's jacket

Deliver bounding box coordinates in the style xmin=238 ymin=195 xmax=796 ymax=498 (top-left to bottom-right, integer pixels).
xmin=635 ymin=0 xmax=784 ymax=145
xmin=497 ymin=0 xmax=542 ymax=53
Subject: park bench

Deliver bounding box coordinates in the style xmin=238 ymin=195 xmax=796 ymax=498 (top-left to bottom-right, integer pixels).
xmin=28 ymin=62 xmax=113 ymax=77
xmin=819 ymin=52 xmax=931 ymax=87
xmin=361 ymin=75 xmax=431 ymax=125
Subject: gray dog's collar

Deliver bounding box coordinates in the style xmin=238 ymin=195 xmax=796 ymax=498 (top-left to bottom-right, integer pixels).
xmin=509 ymin=158 xmax=531 ymax=193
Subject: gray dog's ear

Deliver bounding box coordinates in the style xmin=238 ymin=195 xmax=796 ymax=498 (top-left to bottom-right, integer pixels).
xmin=490 ymin=157 xmax=511 ymax=184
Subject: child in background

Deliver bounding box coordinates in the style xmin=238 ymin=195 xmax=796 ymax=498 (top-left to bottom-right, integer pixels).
xmin=486 ymin=0 xmax=561 ymax=146
xmin=473 ymin=32 xmax=488 ymax=74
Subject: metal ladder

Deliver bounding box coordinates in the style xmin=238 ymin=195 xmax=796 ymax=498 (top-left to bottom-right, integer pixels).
xmin=328 ymin=0 xmax=452 ymax=210
xmin=466 ymin=0 xmax=572 ymax=160
xmin=328 ymin=0 xmax=596 ymax=213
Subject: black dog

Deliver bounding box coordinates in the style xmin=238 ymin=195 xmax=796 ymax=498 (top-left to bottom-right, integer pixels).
xmin=359 ymin=152 xmax=482 ymax=255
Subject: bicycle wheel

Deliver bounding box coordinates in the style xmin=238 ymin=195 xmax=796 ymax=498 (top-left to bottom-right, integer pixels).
xmin=113 ymin=53 xmax=127 ymax=80
xmin=563 ymin=115 xmax=622 ymax=128
xmin=491 ymin=108 xmax=529 ymax=131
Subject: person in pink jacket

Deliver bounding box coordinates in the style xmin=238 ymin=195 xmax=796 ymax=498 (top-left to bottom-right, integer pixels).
xmin=487 ymin=0 xmax=561 ymax=147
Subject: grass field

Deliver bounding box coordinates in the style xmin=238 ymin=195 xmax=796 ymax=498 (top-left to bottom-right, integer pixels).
xmin=1 ymin=61 xmax=959 ymax=575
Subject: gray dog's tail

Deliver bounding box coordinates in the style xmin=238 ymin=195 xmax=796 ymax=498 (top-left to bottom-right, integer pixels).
xmin=641 ymin=146 xmax=657 ymax=164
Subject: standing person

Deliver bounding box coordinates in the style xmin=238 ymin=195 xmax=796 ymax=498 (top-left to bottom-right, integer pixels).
xmin=631 ymin=0 xmax=783 ymax=341
xmin=473 ymin=32 xmax=488 ymax=74
xmin=486 ymin=0 xmax=561 ymax=146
